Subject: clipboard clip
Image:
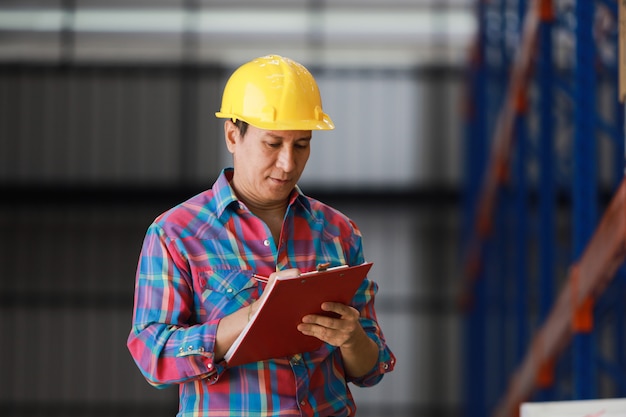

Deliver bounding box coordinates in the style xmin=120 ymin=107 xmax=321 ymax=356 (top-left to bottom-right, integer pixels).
xmin=316 ymin=262 xmax=330 ymax=272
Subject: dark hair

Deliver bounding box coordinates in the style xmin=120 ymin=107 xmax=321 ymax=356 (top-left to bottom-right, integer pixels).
xmin=234 ymin=119 xmax=249 ymax=137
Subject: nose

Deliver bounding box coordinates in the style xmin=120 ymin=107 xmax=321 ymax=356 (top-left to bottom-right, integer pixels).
xmin=276 ymin=145 xmax=296 ymax=173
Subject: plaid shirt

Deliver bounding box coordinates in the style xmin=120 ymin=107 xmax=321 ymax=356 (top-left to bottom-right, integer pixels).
xmin=127 ymin=168 xmax=395 ymax=417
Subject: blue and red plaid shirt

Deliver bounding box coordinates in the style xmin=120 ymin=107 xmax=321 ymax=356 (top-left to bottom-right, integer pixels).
xmin=127 ymin=168 xmax=395 ymax=417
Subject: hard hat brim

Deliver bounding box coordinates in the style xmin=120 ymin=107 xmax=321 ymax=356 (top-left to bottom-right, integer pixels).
xmin=215 ymin=112 xmax=335 ymax=131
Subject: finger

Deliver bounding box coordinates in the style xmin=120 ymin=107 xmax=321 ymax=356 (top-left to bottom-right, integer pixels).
xmin=297 ymin=320 xmax=353 ymax=347
xmin=297 ymin=322 xmax=338 ymax=343
xmin=321 ymin=302 xmax=360 ymax=320
xmin=302 ymin=313 xmax=339 ymax=329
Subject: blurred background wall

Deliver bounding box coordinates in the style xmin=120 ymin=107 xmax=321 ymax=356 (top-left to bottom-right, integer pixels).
xmin=0 ymin=1 xmax=475 ymax=417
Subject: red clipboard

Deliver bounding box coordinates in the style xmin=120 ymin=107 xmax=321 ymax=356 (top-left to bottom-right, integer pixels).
xmin=224 ymin=262 xmax=373 ymax=367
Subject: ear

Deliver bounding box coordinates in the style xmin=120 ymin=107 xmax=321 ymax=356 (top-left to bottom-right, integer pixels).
xmin=224 ymin=120 xmax=238 ymax=154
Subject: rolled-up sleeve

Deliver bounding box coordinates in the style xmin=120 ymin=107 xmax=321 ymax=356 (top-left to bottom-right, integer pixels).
xmin=126 ymin=223 xmax=225 ymax=388
xmin=346 ymin=277 xmax=396 ymax=387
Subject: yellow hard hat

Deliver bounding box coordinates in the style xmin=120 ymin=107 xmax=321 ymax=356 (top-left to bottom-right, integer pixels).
xmin=215 ymin=55 xmax=334 ymax=131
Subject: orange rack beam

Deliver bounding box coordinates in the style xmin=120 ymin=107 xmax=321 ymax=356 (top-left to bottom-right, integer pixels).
xmin=461 ymin=2 xmax=541 ymax=302
xmin=491 ymin=177 xmax=626 ymax=417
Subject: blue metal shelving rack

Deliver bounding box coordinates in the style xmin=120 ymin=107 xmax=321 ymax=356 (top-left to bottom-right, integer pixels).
xmin=461 ymin=1 xmax=626 ymax=416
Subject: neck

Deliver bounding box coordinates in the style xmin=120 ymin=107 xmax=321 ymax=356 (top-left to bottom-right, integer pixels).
xmin=247 ymin=200 xmax=287 ymax=220
xmin=230 ymin=179 xmax=289 ymax=220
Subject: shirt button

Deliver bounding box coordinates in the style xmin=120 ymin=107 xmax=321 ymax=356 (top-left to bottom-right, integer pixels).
xmin=226 ymin=288 xmax=234 ymax=294
xmin=199 ymin=347 xmax=205 ymax=352
xmin=207 ymin=363 xmax=212 ymax=369
xmin=263 ymin=239 xmax=270 ymax=246
xmin=300 ymin=400 xmax=306 ymax=406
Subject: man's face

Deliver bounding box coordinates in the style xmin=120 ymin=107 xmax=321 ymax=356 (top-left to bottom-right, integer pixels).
xmin=225 ymin=121 xmax=312 ymax=207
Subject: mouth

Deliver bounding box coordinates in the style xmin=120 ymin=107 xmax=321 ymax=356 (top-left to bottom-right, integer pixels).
xmin=270 ymin=177 xmax=290 ymax=184
xmin=269 ymin=177 xmax=294 ymax=188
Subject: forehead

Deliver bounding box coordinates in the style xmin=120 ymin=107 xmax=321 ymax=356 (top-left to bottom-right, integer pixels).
xmin=266 ymin=132 xmax=312 ymax=142
xmin=248 ymin=125 xmax=312 ymax=141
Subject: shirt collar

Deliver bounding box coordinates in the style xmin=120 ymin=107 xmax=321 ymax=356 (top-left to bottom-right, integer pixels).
xmin=212 ymin=168 xmax=239 ymax=218
xmin=212 ymin=167 xmax=310 ymax=218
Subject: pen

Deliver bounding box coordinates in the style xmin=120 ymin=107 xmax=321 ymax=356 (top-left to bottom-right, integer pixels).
xmin=252 ymin=273 xmax=269 ymax=283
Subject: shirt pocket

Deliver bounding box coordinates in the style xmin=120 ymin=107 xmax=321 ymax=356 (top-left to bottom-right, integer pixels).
xmin=198 ymin=268 xmax=256 ymax=319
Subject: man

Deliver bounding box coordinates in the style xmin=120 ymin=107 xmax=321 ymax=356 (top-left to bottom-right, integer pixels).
xmin=127 ymin=54 xmax=395 ymax=416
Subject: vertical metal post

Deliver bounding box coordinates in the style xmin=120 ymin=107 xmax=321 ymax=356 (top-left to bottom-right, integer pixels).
xmin=618 ymin=266 xmax=626 ymax=397
xmin=613 ymin=92 xmax=626 ymax=182
xmin=513 ymin=0 xmax=529 ymax=371
xmin=572 ymin=0 xmax=597 ymax=400
xmin=537 ymin=0 xmax=556 ymax=401
xmin=466 ymin=273 xmax=487 ymax=417
xmin=513 ymin=108 xmax=528 ymax=366
xmin=618 ymin=106 xmax=626 ymax=397
xmin=611 ymin=38 xmax=626 ymax=389
xmin=493 ymin=188 xmax=508 ymax=408
xmin=463 ymin=3 xmax=489 ymax=415
xmin=491 ymin=0 xmax=509 ymax=407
